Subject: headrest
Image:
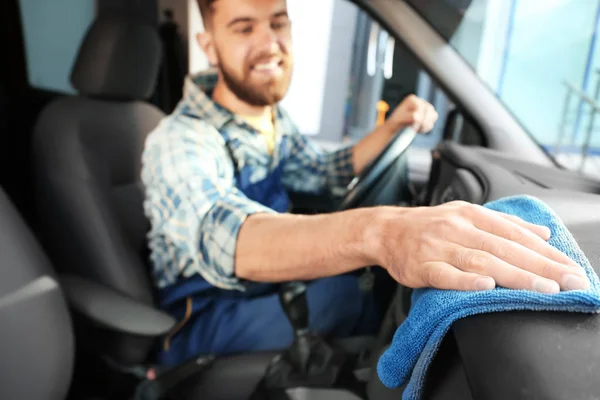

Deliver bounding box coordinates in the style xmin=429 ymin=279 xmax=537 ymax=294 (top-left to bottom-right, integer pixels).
xmin=71 ymin=16 xmax=162 ymax=100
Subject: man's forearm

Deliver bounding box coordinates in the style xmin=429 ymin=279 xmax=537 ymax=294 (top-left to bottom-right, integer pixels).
xmin=235 ymin=208 xmax=389 ymax=282
xmin=234 ymin=194 xmax=590 ymax=295
xmin=352 ymin=119 xmax=400 ymax=175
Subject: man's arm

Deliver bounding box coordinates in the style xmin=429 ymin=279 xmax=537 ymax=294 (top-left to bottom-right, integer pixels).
xmin=236 ymin=208 xmax=378 ymax=282
xmin=283 ymin=95 xmax=438 ymax=194
xmin=235 ymin=202 xmax=590 ymax=294
xmin=281 ymin=95 xmax=437 ymax=197
xmin=352 ymin=94 xmax=438 ymax=174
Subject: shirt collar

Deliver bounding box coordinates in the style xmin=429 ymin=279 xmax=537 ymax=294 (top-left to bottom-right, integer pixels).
xmin=180 ymin=68 xmax=234 ymax=130
xmin=180 ymin=68 xmax=289 ymax=132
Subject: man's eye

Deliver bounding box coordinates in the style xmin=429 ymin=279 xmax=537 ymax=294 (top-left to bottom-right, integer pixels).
xmin=236 ymin=25 xmax=253 ymax=35
xmin=272 ymin=21 xmax=290 ymax=30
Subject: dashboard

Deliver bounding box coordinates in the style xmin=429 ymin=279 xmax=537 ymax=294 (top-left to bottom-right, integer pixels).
xmin=417 ymin=142 xmax=600 ymax=400
xmin=426 ymin=141 xmax=600 ymax=206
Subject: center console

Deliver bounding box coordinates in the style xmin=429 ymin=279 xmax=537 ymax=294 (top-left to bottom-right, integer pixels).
xmin=250 ymin=282 xmax=377 ymax=400
xmin=263 ymin=282 xmax=346 ymax=390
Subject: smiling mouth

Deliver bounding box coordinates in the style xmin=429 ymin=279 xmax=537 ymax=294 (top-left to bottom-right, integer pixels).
xmin=251 ymin=60 xmax=284 ymax=72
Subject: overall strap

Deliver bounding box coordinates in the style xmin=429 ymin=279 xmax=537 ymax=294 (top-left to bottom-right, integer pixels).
xmin=223 ymin=140 xmax=241 ymax=177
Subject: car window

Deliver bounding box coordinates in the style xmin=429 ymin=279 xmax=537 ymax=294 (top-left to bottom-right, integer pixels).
xmin=406 ymin=0 xmax=600 ymax=178
xmin=280 ymin=0 xmax=459 ymax=152
xmin=18 ymin=0 xmax=95 ymax=94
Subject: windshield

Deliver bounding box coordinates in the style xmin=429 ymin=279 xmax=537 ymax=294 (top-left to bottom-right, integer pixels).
xmin=406 ymin=0 xmax=600 ymax=178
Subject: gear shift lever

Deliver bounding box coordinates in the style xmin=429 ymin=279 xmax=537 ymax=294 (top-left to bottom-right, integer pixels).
xmin=279 ymin=282 xmax=312 ymax=373
xmin=279 ymin=282 xmax=309 ymax=335
xmin=263 ymin=281 xmax=344 ymax=391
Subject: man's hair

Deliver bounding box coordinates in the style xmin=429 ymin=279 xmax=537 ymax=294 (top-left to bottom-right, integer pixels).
xmin=197 ymin=0 xmax=216 ymax=29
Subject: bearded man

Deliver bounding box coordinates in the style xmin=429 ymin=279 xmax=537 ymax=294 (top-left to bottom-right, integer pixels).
xmin=141 ymin=0 xmax=586 ymax=367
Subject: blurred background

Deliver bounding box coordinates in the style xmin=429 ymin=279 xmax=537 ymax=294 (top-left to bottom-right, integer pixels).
xmin=16 ymin=0 xmax=600 ymax=178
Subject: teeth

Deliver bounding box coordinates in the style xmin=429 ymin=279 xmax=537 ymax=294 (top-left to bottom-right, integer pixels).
xmin=254 ymin=62 xmax=279 ymax=71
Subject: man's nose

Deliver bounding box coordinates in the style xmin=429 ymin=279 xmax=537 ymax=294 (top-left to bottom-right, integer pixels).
xmin=255 ymin=25 xmax=281 ymax=55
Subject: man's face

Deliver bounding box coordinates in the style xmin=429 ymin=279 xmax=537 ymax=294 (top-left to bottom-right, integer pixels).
xmin=201 ymin=0 xmax=293 ymax=107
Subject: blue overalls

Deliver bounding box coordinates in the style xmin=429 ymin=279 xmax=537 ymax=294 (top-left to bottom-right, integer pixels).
xmin=158 ymin=134 xmax=381 ymax=367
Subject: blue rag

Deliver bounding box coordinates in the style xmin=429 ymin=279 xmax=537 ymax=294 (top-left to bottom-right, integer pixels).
xmin=376 ymin=195 xmax=600 ymax=399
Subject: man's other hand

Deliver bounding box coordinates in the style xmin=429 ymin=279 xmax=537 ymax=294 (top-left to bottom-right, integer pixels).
xmin=388 ymin=94 xmax=439 ymax=134
xmin=373 ymin=201 xmax=590 ymax=293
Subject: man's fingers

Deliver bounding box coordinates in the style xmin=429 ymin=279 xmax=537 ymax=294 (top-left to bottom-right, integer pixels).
xmin=420 ymin=114 xmax=435 ymax=133
xmin=468 ymin=205 xmax=550 ymax=240
xmin=398 ymin=96 xmax=437 ymax=133
xmin=451 ymin=247 xmax=561 ymax=294
xmin=496 ymin=212 xmax=551 ymax=240
xmin=425 ymin=104 xmax=438 ymax=124
xmin=421 ymin=261 xmax=496 ymax=291
xmin=430 ymin=107 xmax=439 ymax=123
xmin=466 ymin=230 xmax=589 ymax=291
xmin=471 ymin=207 xmax=581 ymax=271
xmin=415 ymin=102 xmax=437 ymax=133
xmin=411 ymin=105 xmax=426 ymax=132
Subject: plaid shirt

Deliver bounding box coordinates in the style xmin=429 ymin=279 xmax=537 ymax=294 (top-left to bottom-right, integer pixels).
xmin=141 ymin=71 xmax=355 ymax=291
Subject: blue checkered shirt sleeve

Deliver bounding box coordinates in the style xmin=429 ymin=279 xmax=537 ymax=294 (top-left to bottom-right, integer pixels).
xmin=282 ymin=132 xmax=355 ymax=195
xmin=142 ymin=119 xmax=275 ymax=291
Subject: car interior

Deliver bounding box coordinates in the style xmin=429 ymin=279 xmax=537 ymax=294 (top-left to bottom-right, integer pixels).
xmin=1 ymin=0 xmax=600 ymax=399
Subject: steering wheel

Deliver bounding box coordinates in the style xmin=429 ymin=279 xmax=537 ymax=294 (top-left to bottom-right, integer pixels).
xmin=339 ymin=127 xmax=417 ymax=210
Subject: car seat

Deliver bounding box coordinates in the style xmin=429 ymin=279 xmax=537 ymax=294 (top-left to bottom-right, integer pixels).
xmin=0 ymin=186 xmax=75 ymax=400
xmin=31 ymin=13 xmax=283 ymax=400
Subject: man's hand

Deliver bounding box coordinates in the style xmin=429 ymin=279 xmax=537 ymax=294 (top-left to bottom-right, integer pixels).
xmin=352 ymin=94 xmax=439 ymax=174
xmin=388 ymin=94 xmax=439 ymax=134
xmin=373 ymin=201 xmax=590 ymax=293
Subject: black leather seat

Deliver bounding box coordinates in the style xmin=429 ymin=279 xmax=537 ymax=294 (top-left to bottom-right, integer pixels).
xmin=0 ymin=186 xmax=75 ymax=400
xmin=30 ymin=14 xmax=281 ymax=400
xmin=32 ymin=14 xmax=165 ymax=367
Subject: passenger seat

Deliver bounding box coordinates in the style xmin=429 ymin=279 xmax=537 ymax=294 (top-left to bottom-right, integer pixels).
xmin=0 ymin=186 xmax=75 ymax=400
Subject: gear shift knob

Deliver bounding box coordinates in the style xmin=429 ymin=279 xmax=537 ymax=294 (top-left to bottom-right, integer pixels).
xmin=264 ymin=281 xmax=343 ymax=387
xmin=279 ymin=282 xmax=309 ymax=335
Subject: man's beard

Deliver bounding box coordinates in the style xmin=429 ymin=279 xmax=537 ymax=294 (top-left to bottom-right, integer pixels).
xmin=217 ymin=53 xmax=293 ymax=107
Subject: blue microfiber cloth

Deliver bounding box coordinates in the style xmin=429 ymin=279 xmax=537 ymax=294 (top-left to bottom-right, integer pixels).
xmin=376 ymin=195 xmax=600 ymax=399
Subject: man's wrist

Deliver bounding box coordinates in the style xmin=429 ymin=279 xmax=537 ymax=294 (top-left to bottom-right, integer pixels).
xmin=358 ymin=206 xmax=407 ymax=269
xmin=382 ymin=117 xmax=406 ymax=136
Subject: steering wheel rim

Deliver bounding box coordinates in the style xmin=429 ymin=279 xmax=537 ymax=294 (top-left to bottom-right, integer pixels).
xmin=339 ymin=127 xmax=417 ymax=210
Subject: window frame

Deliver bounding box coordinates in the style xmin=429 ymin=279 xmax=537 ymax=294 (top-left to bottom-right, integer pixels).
xmin=350 ymin=0 xmax=557 ymax=168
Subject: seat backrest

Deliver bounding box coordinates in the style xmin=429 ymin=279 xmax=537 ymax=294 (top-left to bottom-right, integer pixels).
xmin=32 ymin=15 xmax=165 ymax=363
xmin=0 ymin=187 xmax=74 ymax=400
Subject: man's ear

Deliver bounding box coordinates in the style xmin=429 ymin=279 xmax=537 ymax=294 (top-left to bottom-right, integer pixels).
xmin=196 ymin=32 xmax=219 ymax=67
